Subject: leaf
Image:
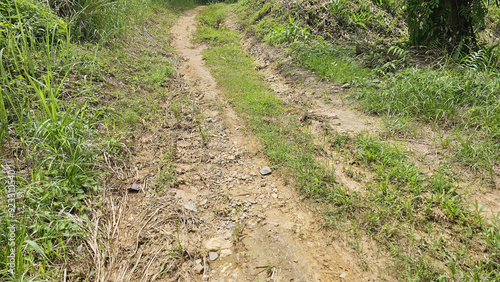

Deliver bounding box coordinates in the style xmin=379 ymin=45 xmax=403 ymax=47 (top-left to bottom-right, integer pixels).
xmin=24 ymin=240 xmax=52 ymax=263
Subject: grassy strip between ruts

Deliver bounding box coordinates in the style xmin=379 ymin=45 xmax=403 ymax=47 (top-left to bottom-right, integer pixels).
xmin=196 ymin=4 xmax=500 ymax=281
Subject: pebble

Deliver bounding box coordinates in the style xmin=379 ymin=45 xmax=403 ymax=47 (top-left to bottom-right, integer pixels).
xmin=204 ymin=237 xmax=232 ymax=251
xmin=194 ymin=264 xmax=204 ymax=274
xmin=271 ymin=193 xmax=278 ymax=199
xmin=183 ymin=201 xmax=198 ymax=212
xmin=340 ymin=272 xmax=348 ymax=278
xmin=203 ymin=275 xmax=210 ymax=281
xmin=260 ymin=166 xmax=272 ymax=175
xmin=220 ymin=249 xmax=232 ymax=258
xmin=209 ymin=252 xmax=218 ymax=261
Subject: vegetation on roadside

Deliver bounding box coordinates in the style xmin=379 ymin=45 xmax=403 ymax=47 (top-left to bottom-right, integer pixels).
xmin=199 ymin=2 xmax=500 ymax=280
xmin=236 ymin=0 xmax=500 ymax=186
xmin=0 ymin=0 xmax=189 ymax=280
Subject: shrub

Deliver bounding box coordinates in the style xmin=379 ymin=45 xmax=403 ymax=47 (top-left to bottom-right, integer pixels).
xmin=0 ymin=0 xmax=67 ymax=47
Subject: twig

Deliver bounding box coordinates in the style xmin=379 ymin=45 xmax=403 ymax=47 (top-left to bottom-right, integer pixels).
xmin=133 ymin=208 xmax=161 ymax=255
xmin=126 ymin=251 xmax=143 ymax=282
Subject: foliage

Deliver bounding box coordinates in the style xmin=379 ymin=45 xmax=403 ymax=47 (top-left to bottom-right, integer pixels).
xmin=265 ymin=16 xmax=311 ymax=45
xmin=0 ymin=0 xmax=176 ymax=279
xmin=0 ymin=0 xmax=67 ymax=47
xmin=406 ymin=0 xmax=487 ymax=50
xmin=46 ymin=0 xmax=128 ymax=41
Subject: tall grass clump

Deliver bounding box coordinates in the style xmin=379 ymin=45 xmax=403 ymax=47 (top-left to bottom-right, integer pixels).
xmin=44 ymin=0 xmax=128 ymax=41
xmin=357 ymin=67 xmax=500 ymax=178
xmin=0 ymin=0 xmax=105 ymax=280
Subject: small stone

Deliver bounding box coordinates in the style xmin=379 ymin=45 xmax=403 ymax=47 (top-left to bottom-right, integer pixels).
xmin=220 ymin=249 xmax=232 ymax=258
xmin=307 ymin=241 xmax=313 ymax=247
xmin=260 ymin=166 xmax=272 ymax=176
xmin=194 ymin=264 xmax=204 ymax=274
xmin=204 ymin=237 xmax=232 ymax=251
xmin=228 ymin=155 xmax=236 ymax=161
xmin=183 ymin=201 xmax=198 ymax=212
xmin=271 ymin=193 xmax=278 ymax=199
xmin=340 ymin=272 xmax=348 ymax=278
xmin=203 ymin=275 xmax=210 ymax=281
xmin=227 ymin=223 xmax=236 ymax=230
xmin=196 ymin=259 xmax=202 ymax=264
xmin=209 ymin=252 xmax=218 ymax=261
xmin=128 ymin=182 xmax=141 ymax=193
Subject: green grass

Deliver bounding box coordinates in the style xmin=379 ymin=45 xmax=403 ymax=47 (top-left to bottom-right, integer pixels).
xmin=200 ymin=3 xmax=500 ymax=280
xmin=291 ymin=42 xmax=378 ymax=85
xmin=357 ymin=67 xmax=500 ymax=181
xmin=237 ymin=0 xmax=499 ymax=185
xmin=196 ymin=4 xmax=340 ymax=203
xmin=0 ymin=0 xmax=181 ymax=280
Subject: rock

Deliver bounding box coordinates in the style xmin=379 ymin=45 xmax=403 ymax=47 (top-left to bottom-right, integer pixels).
xmin=194 ymin=264 xmax=204 ymax=274
xmin=340 ymin=272 xmax=348 ymax=278
xmin=220 ymin=249 xmax=232 ymax=258
xmin=196 ymin=259 xmax=202 ymax=264
xmin=202 ymin=275 xmax=210 ymax=281
xmin=209 ymin=252 xmax=218 ymax=261
xmin=227 ymin=223 xmax=236 ymax=230
xmin=260 ymin=166 xmax=272 ymax=175
xmin=204 ymin=237 xmax=232 ymax=251
xmin=128 ymin=182 xmax=141 ymax=193
xmin=183 ymin=201 xmax=198 ymax=212
xmin=271 ymin=193 xmax=278 ymax=199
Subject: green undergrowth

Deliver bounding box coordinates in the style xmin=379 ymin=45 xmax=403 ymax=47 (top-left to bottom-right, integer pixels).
xmin=0 ymin=0 xmax=184 ymax=280
xmin=236 ymin=0 xmax=499 ymax=184
xmin=328 ymin=132 xmax=500 ymax=280
xmin=198 ymin=3 xmax=500 ymax=280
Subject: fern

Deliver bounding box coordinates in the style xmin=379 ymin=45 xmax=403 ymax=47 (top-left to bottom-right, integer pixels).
xmin=388 ymin=45 xmax=409 ymax=60
xmin=460 ymin=46 xmax=499 ymax=72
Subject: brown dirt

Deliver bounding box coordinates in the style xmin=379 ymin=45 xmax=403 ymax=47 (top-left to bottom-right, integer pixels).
xmin=168 ymin=7 xmax=378 ymax=281
xmin=91 ymin=5 xmax=499 ymax=282
xmin=90 ymin=6 xmax=380 ymax=282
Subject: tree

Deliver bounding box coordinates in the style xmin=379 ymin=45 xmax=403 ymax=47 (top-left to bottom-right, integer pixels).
xmin=406 ymin=0 xmax=488 ymax=51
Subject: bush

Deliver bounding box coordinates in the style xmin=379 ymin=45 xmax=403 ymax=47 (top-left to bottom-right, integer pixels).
xmin=0 ymin=0 xmax=67 ymax=47
xmin=46 ymin=0 xmax=128 ymax=41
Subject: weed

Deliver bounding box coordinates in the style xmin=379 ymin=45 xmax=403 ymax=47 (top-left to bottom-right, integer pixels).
xmin=0 ymin=0 xmax=180 ymax=279
xmin=265 ymin=16 xmax=311 ymax=46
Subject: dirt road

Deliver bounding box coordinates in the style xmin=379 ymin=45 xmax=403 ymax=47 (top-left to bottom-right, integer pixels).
xmin=166 ymin=7 xmax=374 ymax=281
